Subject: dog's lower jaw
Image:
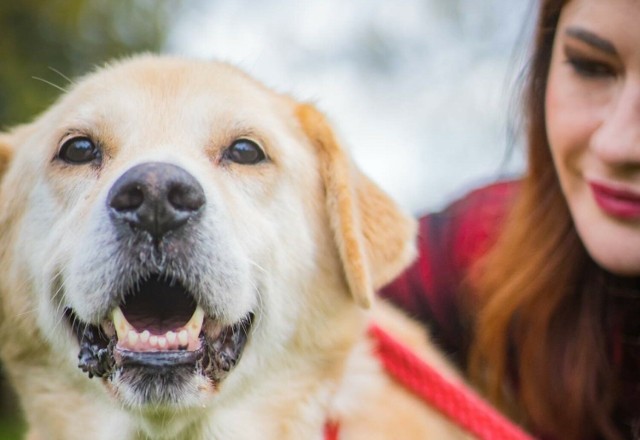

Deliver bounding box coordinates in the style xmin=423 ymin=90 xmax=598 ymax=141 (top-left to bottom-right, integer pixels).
xmin=110 ymin=364 xmax=212 ymax=408
xmin=70 ymin=304 xmax=254 ymax=408
xmin=97 ymin=344 xmax=238 ymax=410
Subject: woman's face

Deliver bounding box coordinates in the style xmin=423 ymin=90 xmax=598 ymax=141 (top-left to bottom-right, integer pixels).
xmin=546 ymin=0 xmax=640 ymax=275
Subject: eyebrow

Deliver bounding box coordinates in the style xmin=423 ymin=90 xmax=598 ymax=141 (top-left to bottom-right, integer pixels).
xmin=565 ymin=27 xmax=618 ymax=55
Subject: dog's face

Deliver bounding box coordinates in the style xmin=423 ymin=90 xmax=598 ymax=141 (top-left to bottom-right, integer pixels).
xmin=0 ymin=56 xmax=415 ymax=416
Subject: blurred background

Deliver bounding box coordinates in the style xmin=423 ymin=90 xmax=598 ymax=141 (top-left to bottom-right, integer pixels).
xmin=0 ymin=0 xmax=533 ymax=436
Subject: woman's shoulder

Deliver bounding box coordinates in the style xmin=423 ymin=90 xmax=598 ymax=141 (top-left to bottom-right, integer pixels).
xmin=446 ymin=180 xmax=519 ymax=214
xmin=379 ymin=179 xmax=519 ymax=365
xmin=438 ymin=179 xmax=519 ymax=272
xmin=383 ymin=178 xmax=520 ymax=295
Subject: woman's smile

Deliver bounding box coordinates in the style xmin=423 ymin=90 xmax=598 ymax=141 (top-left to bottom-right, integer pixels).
xmin=589 ymin=180 xmax=640 ymax=219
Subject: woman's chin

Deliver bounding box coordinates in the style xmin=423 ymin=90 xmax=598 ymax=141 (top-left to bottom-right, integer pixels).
xmin=575 ymin=214 xmax=640 ymax=277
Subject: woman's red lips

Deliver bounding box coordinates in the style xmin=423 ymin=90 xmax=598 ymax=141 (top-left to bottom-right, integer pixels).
xmin=590 ymin=182 xmax=640 ymax=219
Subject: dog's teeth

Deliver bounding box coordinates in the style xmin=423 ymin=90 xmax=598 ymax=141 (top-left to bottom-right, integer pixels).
xmin=178 ymin=330 xmax=189 ymax=347
xmin=185 ymin=306 xmax=205 ymax=344
xmin=111 ymin=307 xmax=133 ymax=340
xmin=187 ymin=306 xmax=205 ymax=334
xmin=110 ymin=307 xmax=205 ymax=352
xmin=127 ymin=331 xmax=139 ymax=346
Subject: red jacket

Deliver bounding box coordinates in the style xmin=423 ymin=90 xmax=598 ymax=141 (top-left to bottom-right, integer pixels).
xmin=379 ymin=180 xmax=518 ymax=368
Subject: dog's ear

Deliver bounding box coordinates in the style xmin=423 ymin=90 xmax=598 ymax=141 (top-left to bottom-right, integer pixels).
xmin=0 ymin=132 xmax=14 ymax=182
xmin=296 ymin=104 xmax=417 ymax=309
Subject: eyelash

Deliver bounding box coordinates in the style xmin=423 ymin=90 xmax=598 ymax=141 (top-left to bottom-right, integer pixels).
xmin=566 ymin=56 xmax=615 ymax=79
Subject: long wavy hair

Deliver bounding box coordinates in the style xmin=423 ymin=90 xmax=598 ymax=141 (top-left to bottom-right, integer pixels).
xmin=469 ymin=1 xmax=637 ymax=439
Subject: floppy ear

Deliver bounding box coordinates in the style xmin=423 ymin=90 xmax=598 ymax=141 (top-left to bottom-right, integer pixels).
xmin=0 ymin=133 xmax=13 ymax=182
xmin=296 ymin=104 xmax=417 ymax=309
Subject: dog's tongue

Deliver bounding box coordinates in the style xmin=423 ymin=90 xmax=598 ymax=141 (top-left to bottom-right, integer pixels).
xmin=112 ymin=306 xmax=204 ymax=352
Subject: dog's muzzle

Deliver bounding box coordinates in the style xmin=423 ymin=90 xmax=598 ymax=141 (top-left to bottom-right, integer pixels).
xmin=64 ymin=163 xmax=253 ymax=399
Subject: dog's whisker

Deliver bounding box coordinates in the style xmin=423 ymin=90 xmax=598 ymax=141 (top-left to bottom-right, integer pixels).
xmin=31 ymin=76 xmax=68 ymax=93
xmin=51 ymin=304 xmax=71 ymax=334
xmin=15 ymin=307 xmax=39 ymax=317
xmin=247 ymin=259 xmax=268 ymax=276
xmin=245 ymin=258 xmax=266 ymax=330
xmin=51 ymin=278 xmax=75 ymax=333
xmin=14 ymin=270 xmax=72 ymax=332
xmin=246 ymin=273 xmax=266 ymax=334
xmin=241 ymin=318 xmax=252 ymax=337
xmin=47 ymin=66 xmax=74 ymax=85
xmin=48 ymin=273 xmax=73 ymax=334
xmin=251 ymin=288 xmax=265 ymax=333
xmin=51 ymin=279 xmax=66 ymax=304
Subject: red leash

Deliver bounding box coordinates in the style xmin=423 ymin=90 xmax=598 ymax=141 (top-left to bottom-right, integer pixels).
xmin=324 ymin=324 xmax=534 ymax=440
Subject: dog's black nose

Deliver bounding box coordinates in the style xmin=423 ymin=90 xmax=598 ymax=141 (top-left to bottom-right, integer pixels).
xmin=107 ymin=162 xmax=205 ymax=239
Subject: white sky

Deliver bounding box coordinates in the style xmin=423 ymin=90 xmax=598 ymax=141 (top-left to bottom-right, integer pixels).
xmin=166 ymin=0 xmax=535 ymax=214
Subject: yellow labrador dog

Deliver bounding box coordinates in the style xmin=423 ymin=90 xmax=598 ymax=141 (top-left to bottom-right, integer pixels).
xmin=0 ymin=55 xmax=471 ymax=440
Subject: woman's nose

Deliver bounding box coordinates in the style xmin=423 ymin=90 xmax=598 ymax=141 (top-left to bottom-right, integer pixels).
xmin=591 ymin=79 xmax=640 ymax=165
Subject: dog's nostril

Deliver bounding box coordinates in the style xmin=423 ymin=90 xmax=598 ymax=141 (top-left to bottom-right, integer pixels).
xmin=110 ymin=184 xmax=144 ymax=212
xmin=168 ymin=184 xmax=205 ymax=212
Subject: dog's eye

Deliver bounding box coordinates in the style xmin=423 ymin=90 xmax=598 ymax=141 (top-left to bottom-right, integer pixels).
xmin=58 ymin=137 xmax=101 ymax=164
xmin=224 ymin=140 xmax=266 ymax=165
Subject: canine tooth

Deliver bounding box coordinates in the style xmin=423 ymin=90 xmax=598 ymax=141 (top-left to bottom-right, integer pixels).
xmin=158 ymin=337 xmax=167 ymax=348
xmin=166 ymin=331 xmax=176 ymax=344
xmin=140 ymin=330 xmax=150 ymax=343
xmin=187 ymin=306 xmax=205 ymax=334
xmin=111 ymin=308 xmax=131 ymax=339
xmin=149 ymin=335 xmax=158 ymax=347
xmin=178 ymin=330 xmax=188 ymax=347
xmin=127 ymin=331 xmax=139 ymax=346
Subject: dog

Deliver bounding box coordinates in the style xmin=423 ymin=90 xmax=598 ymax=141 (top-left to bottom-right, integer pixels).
xmin=0 ymin=55 xmax=472 ymax=439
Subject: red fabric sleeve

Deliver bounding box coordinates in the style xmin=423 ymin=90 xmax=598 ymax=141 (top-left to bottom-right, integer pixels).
xmin=379 ymin=180 xmax=518 ymax=367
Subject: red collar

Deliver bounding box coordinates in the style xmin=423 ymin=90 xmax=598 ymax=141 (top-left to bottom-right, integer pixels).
xmin=324 ymin=324 xmax=534 ymax=440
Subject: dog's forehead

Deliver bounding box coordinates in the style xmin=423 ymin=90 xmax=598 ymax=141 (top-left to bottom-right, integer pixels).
xmin=56 ymin=56 xmax=295 ymax=138
xmin=24 ymin=55 xmax=317 ymax=169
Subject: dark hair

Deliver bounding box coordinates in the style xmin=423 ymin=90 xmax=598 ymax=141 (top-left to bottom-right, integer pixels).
xmin=469 ymin=1 xmax=631 ymax=438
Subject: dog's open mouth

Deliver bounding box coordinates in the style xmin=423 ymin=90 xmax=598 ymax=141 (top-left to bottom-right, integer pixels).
xmin=66 ymin=274 xmax=253 ymax=384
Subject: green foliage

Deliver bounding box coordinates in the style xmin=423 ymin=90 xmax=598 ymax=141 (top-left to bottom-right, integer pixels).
xmin=0 ymin=416 xmax=24 ymax=440
xmin=0 ymin=369 xmax=23 ymax=439
xmin=0 ymin=0 xmax=182 ymax=128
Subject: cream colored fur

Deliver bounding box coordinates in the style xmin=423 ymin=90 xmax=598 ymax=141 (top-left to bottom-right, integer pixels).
xmin=0 ymin=55 xmax=471 ymax=440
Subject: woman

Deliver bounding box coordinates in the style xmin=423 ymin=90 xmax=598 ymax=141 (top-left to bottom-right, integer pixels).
xmin=381 ymin=0 xmax=640 ymax=439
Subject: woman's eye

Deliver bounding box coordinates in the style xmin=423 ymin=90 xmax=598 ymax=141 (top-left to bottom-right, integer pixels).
xmin=566 ymin=57 xmax=615 ymax=79
xmin=224 ymin=139 xmax=266 ymax=165
xmin=58 ymin=137 xmax=101 ymax=164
